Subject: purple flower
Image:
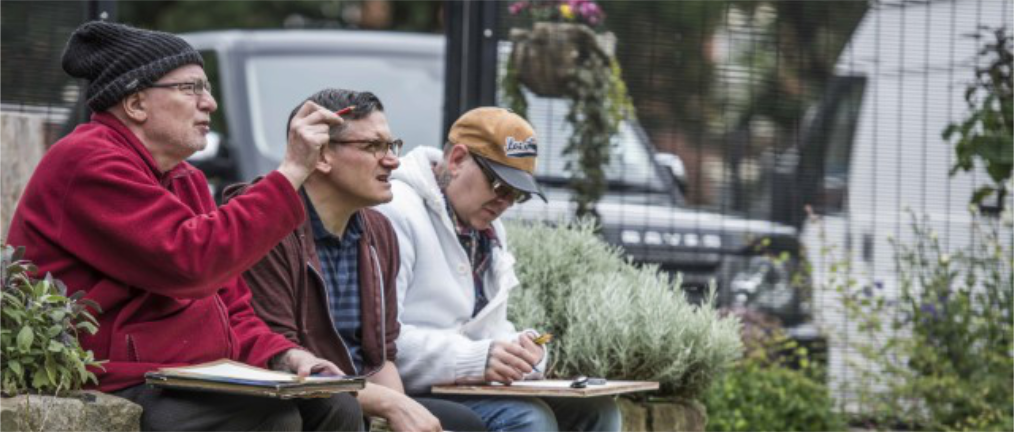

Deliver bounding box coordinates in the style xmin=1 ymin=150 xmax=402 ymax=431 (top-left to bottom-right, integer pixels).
xmin=582 ymin=2 xmax=603 ymax=22
xmin=514 ymin=0 xmax=605 ymax=26
xmin=920 ymin=302 xmax=938 ymax=318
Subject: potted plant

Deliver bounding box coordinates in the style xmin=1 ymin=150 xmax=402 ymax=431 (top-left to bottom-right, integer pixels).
xmin=507 ymin=0 xmax=609 ymax=97
xmin=503 ymin=0 xmax=634 ymax=219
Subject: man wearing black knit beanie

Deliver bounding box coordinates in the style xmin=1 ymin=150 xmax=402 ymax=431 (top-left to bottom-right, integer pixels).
xmin=7 ymin=21 xmax=363 ymax=431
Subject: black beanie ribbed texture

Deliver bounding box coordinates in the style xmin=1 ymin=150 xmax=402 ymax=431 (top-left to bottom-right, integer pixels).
xmin=62 ymin=21 xmax=204 ymax=112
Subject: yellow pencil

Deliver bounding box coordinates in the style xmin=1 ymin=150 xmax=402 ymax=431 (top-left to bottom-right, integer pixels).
xmin=533 ymin=332 xmax=553 ymax=345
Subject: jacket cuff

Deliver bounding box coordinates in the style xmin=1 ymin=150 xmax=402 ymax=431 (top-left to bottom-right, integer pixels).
xmin=454 ymin=339 xmax=492 ymax=383
xmin=263 ymin=170 xmax=305 ymax=224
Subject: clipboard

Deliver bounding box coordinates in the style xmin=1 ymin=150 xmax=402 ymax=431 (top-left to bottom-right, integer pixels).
xmin=144 ymin=359 xmax=365 ymax=399
xmin=432 ymin=380 xmax=659 ymax=398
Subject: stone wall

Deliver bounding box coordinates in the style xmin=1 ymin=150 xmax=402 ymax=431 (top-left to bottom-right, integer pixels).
xmin=619 ymin=398 xmax=707 ymax=432
xmin=0 ymin=391 xmax=142 ymax=432
xmin=1 ymin=112 xmax=46 ymax=239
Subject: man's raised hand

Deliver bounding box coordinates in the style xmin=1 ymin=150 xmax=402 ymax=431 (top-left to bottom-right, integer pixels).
xmin=278 ymin=101 xmax=343 ymax=189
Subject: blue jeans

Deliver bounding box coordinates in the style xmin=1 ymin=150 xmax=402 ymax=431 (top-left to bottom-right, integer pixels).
xmin=433 ymin=395 xmax=621 ymax=432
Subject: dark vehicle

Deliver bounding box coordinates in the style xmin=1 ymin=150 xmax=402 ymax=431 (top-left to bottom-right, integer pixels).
xmin=180 ymin=30 xmax=812 ymax=333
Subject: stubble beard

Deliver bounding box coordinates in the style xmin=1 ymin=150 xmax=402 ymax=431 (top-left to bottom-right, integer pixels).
xmin=435 ymin=166 xmax=453 ymax=192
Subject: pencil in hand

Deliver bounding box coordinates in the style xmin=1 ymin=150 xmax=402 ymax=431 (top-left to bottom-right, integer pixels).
xmin=533 ymin=332 xmax=553 ymax=346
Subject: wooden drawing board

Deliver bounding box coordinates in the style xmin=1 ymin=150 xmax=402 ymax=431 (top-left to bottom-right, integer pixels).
xmin=432 ymin=380 xmax=659 ymax=398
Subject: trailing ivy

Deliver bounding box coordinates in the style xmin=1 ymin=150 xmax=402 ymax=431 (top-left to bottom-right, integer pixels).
xmin=1 ymin=245 xmax=103 ymax=396
xmin=562 ymin=44 xmax=613 ymax=219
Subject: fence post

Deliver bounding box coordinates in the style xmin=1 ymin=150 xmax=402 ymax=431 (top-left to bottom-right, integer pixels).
xmin=1 ymin=113 xmax=46 ymax=239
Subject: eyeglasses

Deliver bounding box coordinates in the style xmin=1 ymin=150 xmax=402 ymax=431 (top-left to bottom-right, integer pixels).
xmin=331 ymin=138 xmax=404 ymax=159
xmin=474 ymin=156 xmax=532 ymax=204
xmin=148 ymin=79 xmax=212 ymax=96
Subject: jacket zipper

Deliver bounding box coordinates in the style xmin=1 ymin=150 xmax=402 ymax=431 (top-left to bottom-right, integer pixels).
xmin=212 ymin=295 xmax=234 ymax=358
xmin=369 ymin=245 xmax=387 ymax=370
xmin=308 ymin=263 xmax=357 ymax=375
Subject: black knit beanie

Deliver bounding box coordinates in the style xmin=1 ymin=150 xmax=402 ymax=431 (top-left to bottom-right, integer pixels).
xmin=61 ymin=21 xmax=204 ymax=112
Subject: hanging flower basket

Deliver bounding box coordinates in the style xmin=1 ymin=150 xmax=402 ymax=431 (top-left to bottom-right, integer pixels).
xmin=509 ymin=22 xmax=613 ymax=97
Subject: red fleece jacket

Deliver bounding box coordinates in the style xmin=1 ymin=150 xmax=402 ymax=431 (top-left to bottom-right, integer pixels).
xmin=6 ymin=112 xmax=303 ymax=392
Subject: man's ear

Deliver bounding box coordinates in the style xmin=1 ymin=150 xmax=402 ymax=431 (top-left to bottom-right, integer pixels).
xmin=446 ymin=144 xmax=470 ymax=176
xmin=119 ymin=92 xmax=148 ymax=123
xmin=315 ymin=146 xmax=334 ymax=175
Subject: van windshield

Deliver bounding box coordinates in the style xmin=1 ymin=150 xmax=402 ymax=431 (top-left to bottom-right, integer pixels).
xmin=245 ymin=54 xmax=444 ymax=161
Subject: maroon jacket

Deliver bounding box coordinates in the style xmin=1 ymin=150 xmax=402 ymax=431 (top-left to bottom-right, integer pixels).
xmin=6 ymin=113 xmax=301 ymax=392
xmin=227 ymin=181 xmax=400 ymax=377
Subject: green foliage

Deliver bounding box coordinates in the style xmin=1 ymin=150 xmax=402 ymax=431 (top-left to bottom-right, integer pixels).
xmin=561 ymin=47 xmax=620 ymax=219
xmin=1 ymin=245 xmax=103 ymax=396
xmin=703 ymin=309 xmax=844 ymax=432
xmin=504 ymin=219 xmax=742 ymax=399
xmin=832 ymin=211 xmax=1013 ymax=431
xmin=944 ymin=27 xmax=1013 ymax=209
xmin=705 ymin=363 xmax=844 ymax=432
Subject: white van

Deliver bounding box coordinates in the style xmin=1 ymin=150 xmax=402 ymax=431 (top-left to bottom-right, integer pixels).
xmin=798 ymin=0 xmax=1012 ymax=408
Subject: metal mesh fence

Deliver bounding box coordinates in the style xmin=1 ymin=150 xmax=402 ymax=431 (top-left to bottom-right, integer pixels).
xmin=0 ymin=0 xmax=1010 ymax=421
xmin=493 ymin=0 xmax=1012 ymax=415
xmin=1 ymin=0 xmax=92 ymax=145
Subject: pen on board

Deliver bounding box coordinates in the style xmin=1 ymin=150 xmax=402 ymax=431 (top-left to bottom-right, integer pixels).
xmin=570 ymin=376 xmax=607 ymax=388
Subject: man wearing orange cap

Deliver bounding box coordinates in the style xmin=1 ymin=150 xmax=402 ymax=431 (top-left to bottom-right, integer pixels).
xmin=376 ymin=108 xmax=620 ymax=431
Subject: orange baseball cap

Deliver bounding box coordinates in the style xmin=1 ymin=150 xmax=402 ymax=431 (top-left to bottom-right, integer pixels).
xmin=448 ymin=107 xmax=546 ymax=202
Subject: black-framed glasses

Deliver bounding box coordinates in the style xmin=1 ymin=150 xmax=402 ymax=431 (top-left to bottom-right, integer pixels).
xmin=474 ymin=155 xmax=532 ymax=204
xmin=331 ymin=138 xmax=403 ymax=159
xmin=148 ymin=79 xmax=212 ymax=96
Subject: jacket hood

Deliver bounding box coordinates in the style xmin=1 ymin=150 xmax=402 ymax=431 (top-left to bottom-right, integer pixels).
xmin=391 ymin=146 xmax=447 ymax=214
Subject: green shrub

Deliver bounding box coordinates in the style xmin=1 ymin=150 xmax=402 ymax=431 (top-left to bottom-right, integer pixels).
xmin=505 ymin=219 xmax=742 ymax=399
xmin=703 ymin=308 xmax=844 ymax=432
xmin=704 ymin=361 xmax=844 ymax=432
xmin=1 ymin=245 xmax=103 ymax=396
xmin=832 ymin=211 xmax=1013 ymax=431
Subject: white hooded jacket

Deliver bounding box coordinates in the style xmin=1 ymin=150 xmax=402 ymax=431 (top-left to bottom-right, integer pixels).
xmin=376 ymin=146 xmax=546 ymax=394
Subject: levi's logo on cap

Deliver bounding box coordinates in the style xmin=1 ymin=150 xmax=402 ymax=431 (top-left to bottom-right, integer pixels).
xmin=505 ymin=136 xmax=538 ymax=158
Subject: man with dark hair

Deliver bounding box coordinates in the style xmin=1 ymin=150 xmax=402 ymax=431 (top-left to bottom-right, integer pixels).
xmin=233 ymin=88 xmax=486 ymax=432
xmin=6 ymin=21 xmax=361 ymax=431
xmin=377 ymin=107 xmax=621 ymax=431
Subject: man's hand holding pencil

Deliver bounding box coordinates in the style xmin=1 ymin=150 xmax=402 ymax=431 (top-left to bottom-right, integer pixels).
xmin=483 ymin=331 xmax=552 ymax=385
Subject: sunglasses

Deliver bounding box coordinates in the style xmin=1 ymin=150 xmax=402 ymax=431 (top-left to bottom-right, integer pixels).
xmin=473 ymin=155 xmax=532 ymax=204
